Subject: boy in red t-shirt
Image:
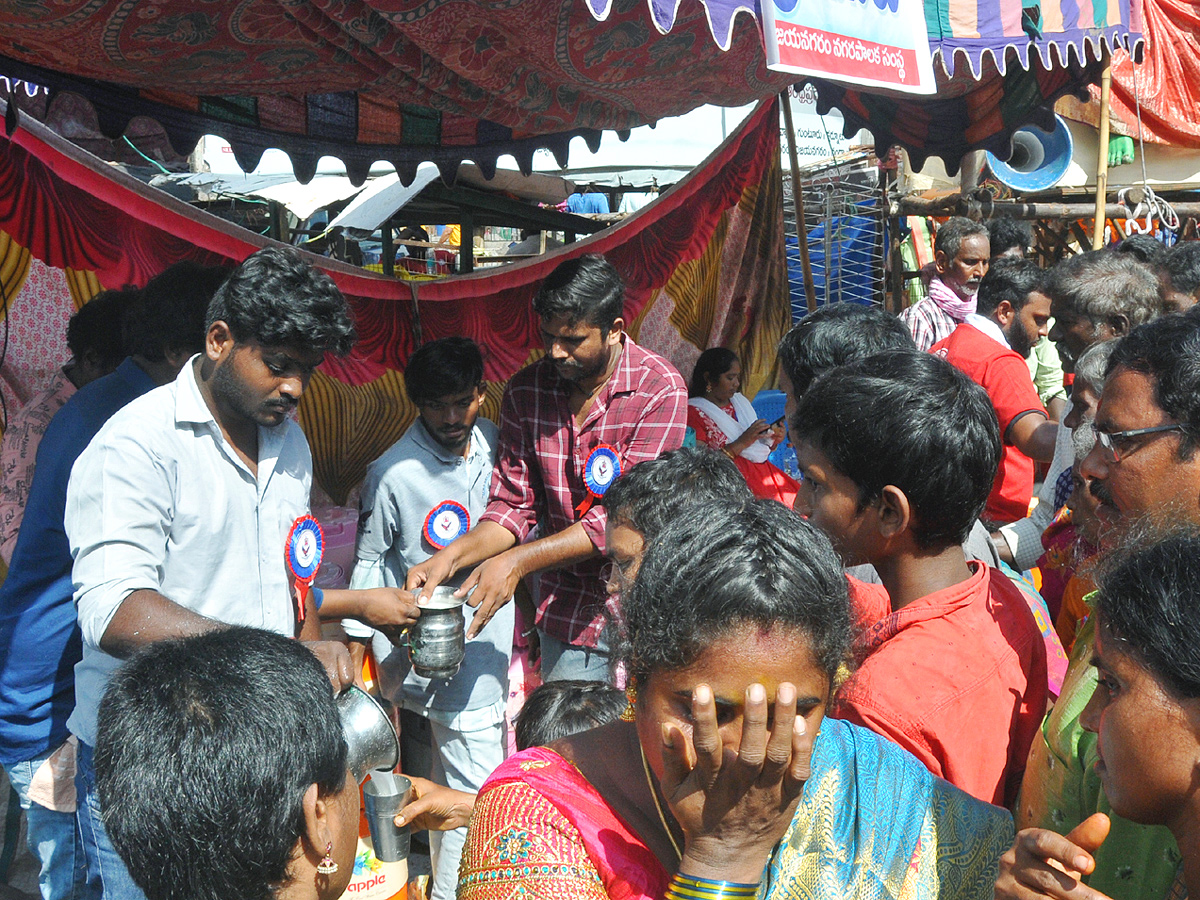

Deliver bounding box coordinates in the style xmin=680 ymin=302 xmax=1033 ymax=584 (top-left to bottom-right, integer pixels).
xmin=792 ymin=349 xmax=1047 ymax=807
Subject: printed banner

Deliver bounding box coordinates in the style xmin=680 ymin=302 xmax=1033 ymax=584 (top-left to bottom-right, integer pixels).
xmin=760 ymin=0 xmax=936 ymax=94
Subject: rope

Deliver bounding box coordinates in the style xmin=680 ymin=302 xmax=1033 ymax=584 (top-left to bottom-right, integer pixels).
xmin=1121 ymin=60 xmax=1180 ymax=237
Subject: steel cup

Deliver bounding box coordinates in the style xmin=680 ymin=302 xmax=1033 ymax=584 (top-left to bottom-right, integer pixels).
xmin=363 ymin=772 xmax=412 ymax=862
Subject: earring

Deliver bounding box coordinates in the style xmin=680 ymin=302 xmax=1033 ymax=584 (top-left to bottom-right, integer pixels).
xmin=620 ymin=680 xmax=637 ymax=722
xmin=317 ymin=842 xmax=339 ymax=875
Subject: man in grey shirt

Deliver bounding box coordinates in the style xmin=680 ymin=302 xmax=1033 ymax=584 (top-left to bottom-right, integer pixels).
xmin=333 ymin=337 xmax=512 ymax=900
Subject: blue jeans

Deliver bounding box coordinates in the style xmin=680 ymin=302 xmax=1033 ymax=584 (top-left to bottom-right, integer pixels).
xmin=539 ymin=633 xmax=611 ymax=683
xmin=75 ymin=743 xmax=145 ymax=900
xmin=3 ymin=752 xmax=90 ymax=900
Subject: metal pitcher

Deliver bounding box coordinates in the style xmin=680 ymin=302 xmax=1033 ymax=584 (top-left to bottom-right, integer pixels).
xmin=408 ymin=585 xmax=466 ymax=680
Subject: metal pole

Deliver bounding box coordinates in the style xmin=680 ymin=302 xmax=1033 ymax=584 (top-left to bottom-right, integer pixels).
xmin=780 ymin=92 xmax=818 ymax=313
xmin=1092 ymin=48 xmax=1113 ymax=250
xmin=824 ymin=188 xmax=833 ymax=308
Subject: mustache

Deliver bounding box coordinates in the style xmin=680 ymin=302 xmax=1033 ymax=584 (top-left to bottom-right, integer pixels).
xmin=265 ymin=400 xmax=297 ymax=413
xmin=1089 ymin=478 xmax=1115 ymax=506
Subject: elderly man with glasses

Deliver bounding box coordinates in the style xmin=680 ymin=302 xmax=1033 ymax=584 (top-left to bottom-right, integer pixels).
xmin=999 ymin=310 xmax=1200 ymax=900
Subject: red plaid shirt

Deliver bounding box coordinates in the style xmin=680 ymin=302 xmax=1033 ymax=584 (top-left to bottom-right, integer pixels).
xmin=900 ymin=296 xmax=959 ymax=352
xmin=482 ymin=337 xmax=687 ymax=647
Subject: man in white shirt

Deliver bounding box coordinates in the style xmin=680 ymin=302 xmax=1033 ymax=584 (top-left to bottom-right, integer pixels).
xmin=65 ymin=246 xmax=358 ymax=900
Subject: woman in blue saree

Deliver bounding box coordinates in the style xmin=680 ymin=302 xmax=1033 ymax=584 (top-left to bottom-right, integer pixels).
xmin=458 ymin=499 xmax=1013 ymax=900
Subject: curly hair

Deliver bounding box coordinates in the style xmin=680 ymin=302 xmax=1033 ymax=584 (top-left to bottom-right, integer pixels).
xmin=206 ymin=246 xmax=356 ymax=355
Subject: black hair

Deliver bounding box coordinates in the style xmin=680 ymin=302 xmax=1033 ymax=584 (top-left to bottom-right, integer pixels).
xmin=792 ymin=350 xmax=1000 ymax=549
xmin=125 ymin=262 xmax=232 ymax=361
xmin=1045 ymin=251 xmax=1161 ymax=331
xmin=396 ymin=226 xmax=429 ymax=260
xmin=776 ymin=303 xmax=913 ymax=399
xmin=96 ymin=627 xmax=348 ymax=900
xmin=976 ymin=256 xmax=1046 ymax=316
xmin=1095 ymin=529 xmax=1200 ymax=699
xmin=986 ymin=217 xmax=1032 ymax=257
xmin=1158 ymin=241 xmax=1200 ymax=301
xmin=404 ymin=336 xmax=484 ymax=406
xmin=68 ymin=288 xmax=139 ymax=370
xmin=206 ymin=246 xmax=357 ymax=355
xmin=602 ymin=446 xmax=751 ymax=540
xmin=935 ymin=216 xmax=989 ymax=260
xmin=514 ymin=681 xmax=626 ymax=750
xmin=1106 ymin=313 xmax=1200 ymax=459
xmin=688 ymin=347 xmax=739 ymax=398
xmin=1116 ymin=233 xmax=1167 ymax=266
xmin=617 ymin=498 xmax=851 ymax=682
xmin=531 ymin=254 xmax=624 ymax=334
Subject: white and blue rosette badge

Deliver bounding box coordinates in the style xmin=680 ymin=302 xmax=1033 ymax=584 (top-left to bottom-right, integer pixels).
xmin=286 ymin=515 xmax=324 ymax=623
xmin=577 ymin=443 xmax=621 ymax=516
xmin=424 ymin=500 xmax=470 ymax=549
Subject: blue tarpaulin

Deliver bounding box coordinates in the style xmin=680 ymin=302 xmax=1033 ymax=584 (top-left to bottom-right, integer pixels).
xmin=786 ymin=200 xmax=883 ymax=319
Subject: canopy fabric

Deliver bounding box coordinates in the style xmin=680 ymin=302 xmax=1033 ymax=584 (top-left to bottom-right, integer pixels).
xmin=0 ymin=94 xmax=789 ymax=502
xmin=1057 ymin=0 xmax=1200 ymax=149
xmin=593 ymin=0 xmax=1141 ymax=76
xmin=0 ymin=0 xmax=1140 ymax=180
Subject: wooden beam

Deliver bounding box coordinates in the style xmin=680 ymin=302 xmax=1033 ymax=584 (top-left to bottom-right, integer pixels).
xmin=898 ymin=196 xmax=1200 ymax=220
xmin=780 ymin=92 xmax=818 ymax=313
xmin=1093 ymin=48 xmax=1113 ymax=250
xmin=381 ymin=223 xmax=394 ymax=278
xmin=459 ymin=214 xmax=474 ymax=273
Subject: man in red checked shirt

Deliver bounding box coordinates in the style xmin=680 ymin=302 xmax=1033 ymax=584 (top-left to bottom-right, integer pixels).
xmin=407 ymin=254 xmax=687 ymax=681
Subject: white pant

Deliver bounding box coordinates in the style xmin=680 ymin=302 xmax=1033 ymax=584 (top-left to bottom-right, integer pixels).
xmin=427 ymin=717 xmax=506 ymax=900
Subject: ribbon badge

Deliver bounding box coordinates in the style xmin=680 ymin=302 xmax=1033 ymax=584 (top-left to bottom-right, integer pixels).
xmin=576 ymin=444 xmax=621 ymax=517
xmin=423 ymin=500 xmax=470 ymax=549
xmin=286 ymin=515 xmax=324 ymax=623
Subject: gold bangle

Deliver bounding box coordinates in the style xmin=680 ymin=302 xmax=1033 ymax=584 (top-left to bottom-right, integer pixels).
xmin=665 ymin=875 xmax=760 ymax=900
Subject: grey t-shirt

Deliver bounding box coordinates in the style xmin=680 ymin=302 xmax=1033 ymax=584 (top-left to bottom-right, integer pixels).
xmin=345 ymin=418 xmax=512 ymax=726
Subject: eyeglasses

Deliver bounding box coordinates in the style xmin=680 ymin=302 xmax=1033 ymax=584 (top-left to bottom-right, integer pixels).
xmin=1095 ymin=424 xmax=1187 ymax=463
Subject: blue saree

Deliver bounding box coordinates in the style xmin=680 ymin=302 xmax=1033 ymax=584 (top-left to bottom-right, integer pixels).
xmin=764 ymin=719 xmax=1014 ymax=900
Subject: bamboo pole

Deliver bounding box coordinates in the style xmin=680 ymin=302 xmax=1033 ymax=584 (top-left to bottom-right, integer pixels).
xmin=1092 ymin=48 xmax=1113 ymax=250
xmin=780 ymin=92 xmax=818 ymax=313
xmin=896 ymin=198 xmax=1200 ymax=220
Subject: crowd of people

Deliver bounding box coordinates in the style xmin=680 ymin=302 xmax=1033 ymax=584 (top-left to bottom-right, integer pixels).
xmin=1 ymin=220 xmax=1199 ymax=900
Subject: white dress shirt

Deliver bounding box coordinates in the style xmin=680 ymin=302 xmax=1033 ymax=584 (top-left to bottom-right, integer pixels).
xmin=66 ymin=357 xmax=311 ymax=745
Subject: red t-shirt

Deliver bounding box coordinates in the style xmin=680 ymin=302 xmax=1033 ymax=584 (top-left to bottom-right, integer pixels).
xmin=833 ymin=563 xmax=1048 ymax=807
xmin=932 ymin=323 xmax=1046 ymax=524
